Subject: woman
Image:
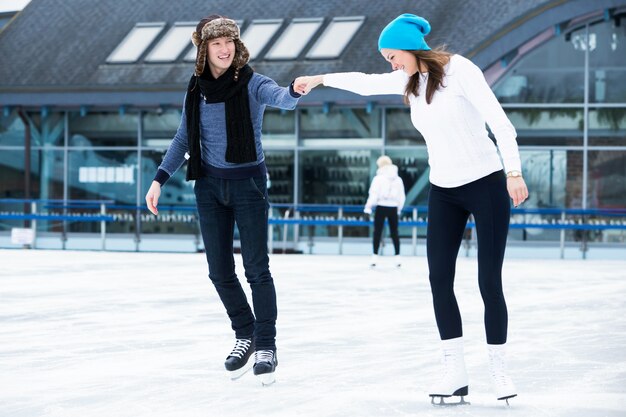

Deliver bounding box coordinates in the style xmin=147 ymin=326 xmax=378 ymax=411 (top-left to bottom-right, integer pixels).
xmin=295 ymin=13 xmax=528 ymax=403
xmin=146 ymin=15 xmax=301 ymax=386
xmin=365 ymin=155 xmax=405 ymax=267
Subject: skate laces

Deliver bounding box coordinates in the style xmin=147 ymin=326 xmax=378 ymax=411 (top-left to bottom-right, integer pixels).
xmin=228 ymin=338 xmax=252 ymax=359
xmin=255 ymin=350 xmax=274 ymax=364
xmin=489 ymin=351 xmax=511 ymax=386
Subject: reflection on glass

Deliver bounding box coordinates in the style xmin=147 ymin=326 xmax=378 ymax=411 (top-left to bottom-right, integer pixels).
xmin=140 ymin=150 xmax=197 ymax=235
xmin=299 ymin=107 xmax=381 ymax=146
xmin=385 ymin=108 xmax=424 ymax=145
xmin=505 ymin=108 xmax=583 ymax=146
xmin=0 ymin=112 xmax=26 ymax=146
xmin=589 ymin=108 xmax=626 ymax=146
xmin=299 ymin=150 xmax=378 ymax=205
xmin=26 ymin=112 xmax=65 ymax=146
xmin=142 ymin=109 xmax=181 ymax=147
xmin=262 ymin=109 xmax=295 ymax=146
xmin=493 ymin=28 xmax=585 ymax=103
xmin=69 ymin=112 xmax=139 ymax=147
xmin=589 ymin=19 xmax=626 ymax=103
xmin=587 ymin=150 xmax=626 ymax=209
xmin=265 ymin=150 xmax=294 ymax=204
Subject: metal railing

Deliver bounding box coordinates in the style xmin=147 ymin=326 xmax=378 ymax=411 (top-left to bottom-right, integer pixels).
xmin=1 ymin=199 xmax=625 ymax=258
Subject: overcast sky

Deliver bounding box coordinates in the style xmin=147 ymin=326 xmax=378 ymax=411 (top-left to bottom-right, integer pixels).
xmin=0 ymin=0 xmax=31 ymax=13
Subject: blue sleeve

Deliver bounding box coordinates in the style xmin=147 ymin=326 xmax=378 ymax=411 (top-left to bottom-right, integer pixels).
xmin=155 ymin=97 xmax=189 ymax=184
xmin=252 ymin=74 xmax=300 ymax=110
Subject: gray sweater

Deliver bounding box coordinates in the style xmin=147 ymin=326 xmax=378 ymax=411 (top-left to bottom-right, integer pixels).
xmin=155 ymin=73 xmax=300 ymax=183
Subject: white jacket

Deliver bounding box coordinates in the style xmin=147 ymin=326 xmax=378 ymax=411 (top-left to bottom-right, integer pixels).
xmin=364 ymin=164 xmax=406 ymax=213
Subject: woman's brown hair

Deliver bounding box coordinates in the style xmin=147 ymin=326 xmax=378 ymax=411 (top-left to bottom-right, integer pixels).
xmin=404 ymin=47 xmax=452 ymax=105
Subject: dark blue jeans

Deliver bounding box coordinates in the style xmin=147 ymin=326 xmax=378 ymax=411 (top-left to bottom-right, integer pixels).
xmin=194 ymin=175 xmax=277 ymax=351
xmin=427 ymin=170 xmax=511 ymax=345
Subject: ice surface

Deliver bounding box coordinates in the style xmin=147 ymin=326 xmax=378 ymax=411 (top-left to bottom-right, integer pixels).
xmin=0 ymin=249 xmax=624 ymax=417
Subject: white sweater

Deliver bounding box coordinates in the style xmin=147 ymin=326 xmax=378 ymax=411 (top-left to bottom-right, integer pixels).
xmin=365 ymin=164 xmax=406 ymax=212
xmin=323 ymin=55 xmax=522 ymax=188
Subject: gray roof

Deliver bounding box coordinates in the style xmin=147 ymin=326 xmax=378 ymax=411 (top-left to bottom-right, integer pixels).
xmin=1 ymin=0 xmax=624 ymax=107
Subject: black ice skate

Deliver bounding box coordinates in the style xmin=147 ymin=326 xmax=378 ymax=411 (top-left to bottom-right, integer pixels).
xmin=253 ymin=349 xmax=277 ymax=386
xmin=224 ymin=338 xmax=254 ymax=380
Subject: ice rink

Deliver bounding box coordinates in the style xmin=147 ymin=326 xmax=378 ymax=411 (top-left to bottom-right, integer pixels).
xmin=1 ymin=249 xmax=625 ymax=417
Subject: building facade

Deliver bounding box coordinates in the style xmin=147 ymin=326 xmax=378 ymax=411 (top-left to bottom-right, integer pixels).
xmin=0 ymin=0 xmax=625 ymax=248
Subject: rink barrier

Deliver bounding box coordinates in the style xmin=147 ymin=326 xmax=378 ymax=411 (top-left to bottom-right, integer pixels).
xmin=1 ymin=199 xmax=625 ymax=258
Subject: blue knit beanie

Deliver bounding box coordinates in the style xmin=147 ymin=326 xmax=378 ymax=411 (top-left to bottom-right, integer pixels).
xmin=378 ymin=14 xmax=431 ymax=51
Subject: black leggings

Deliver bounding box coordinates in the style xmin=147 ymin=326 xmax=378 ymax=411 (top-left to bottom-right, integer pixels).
xmin=427 ymin=170 xmax=510 ymax=344
xmin=373 ymin=206 xmax=400 ymax=255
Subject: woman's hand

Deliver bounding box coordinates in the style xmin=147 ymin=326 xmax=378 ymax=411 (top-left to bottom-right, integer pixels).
xmin=145 ymin=181 xmax=161 ymax=215
xmin=293 ymin=75 xmax=324 ymax=95
xmin=507 ymin=177 xmax=529 ymax=208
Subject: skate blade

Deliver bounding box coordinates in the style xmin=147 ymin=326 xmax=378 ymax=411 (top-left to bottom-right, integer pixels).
xmin=256 ymin=372 xmax=276 ymax=386
xmin=498 ymin=393 xmax=517 ymax=406
xmin=228 ymin=361 xmax=253 ymax=380
xmin=430 ymin=396 xmax=470 ymax=407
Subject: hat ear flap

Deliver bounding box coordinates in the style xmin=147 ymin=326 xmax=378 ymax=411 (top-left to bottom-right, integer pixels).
xmin=194 ymin=39 xmax=208 ymax=76
xmin=232 ymin=39 xmax=250 ymax=69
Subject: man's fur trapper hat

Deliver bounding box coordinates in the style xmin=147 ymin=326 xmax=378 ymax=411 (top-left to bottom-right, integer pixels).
xmin=192 ymin=15 xmax=250 ymax=78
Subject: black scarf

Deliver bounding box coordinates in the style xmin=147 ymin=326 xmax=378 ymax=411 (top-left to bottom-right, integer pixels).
xmin=184 ymin=64 xmax=255 ymax=180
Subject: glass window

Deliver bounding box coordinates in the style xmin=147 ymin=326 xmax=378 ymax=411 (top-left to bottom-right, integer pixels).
xmin=262 ymin=109 xmax=295 ymax=146
xmin=69 ymin=112 xmax=139 ymax=147
xmin=299 ymin=107 xmax=382 ymax=147
xmin=306 ymin=17 xmax=364 ymax=59
xmin=142 ymin=109 xmax=182 ymax=147
xmin=589 ymin=108 xmax=626 ymax=146
xmin=385 ymin=108 xmax=425 ymax=145
xmin=0 ymin=112 xmax=25 ymax=146
xmin=241 ymin=19 xmax=283 ymax=60
xmin=68 ymin=149 xmax=137 ymax=208
xmin=107 ymin=23 xmax=165 ymax=63
xmin=20 ymin=112 xmax=65 ymax=146
xmin=589 ymin=19 xmax=626 ymax=103
xmin=299 ymin=150 xmax=378 ymax=205
xmin=383 ymin=149 xmax=429 ymax=207
xmin=145 ymin=23 xmax=196 ymax=62
xmin=504 ymin=108 xmax=583 ymax=146
xmin=492 ymin=27 xmax=586 ymax=103
xmin=265 ymin=18 xmax=323 ymax=60
xmin=140 ymin=149 xmax=197 ymax=235
xmin=265 ymin=150 xmax=294 ymax=205
xmin=519 ymin=149 xmax=569 ymax=208
xmin=588 ymin=150 xmax=626 ymax=209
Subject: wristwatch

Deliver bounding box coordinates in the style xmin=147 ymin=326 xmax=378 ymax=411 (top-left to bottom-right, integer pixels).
xmin=506 ymin=170 xmax=523 ymax=178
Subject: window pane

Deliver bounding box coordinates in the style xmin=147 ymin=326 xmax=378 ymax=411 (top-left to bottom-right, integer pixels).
xmin=299 ymin=107 xmax=382 ymax=146
xmin=265 ymin=150 xmax=293 ymax=204
xmin=107 ymin=23 xmax=165 ymax=63
xmin=68 ymin=150 xmax=137 ymax=204
xmin=69 ymin=112 xmax=138 ymax=147
xmin=265 ymin=19 xmax=322 ymax=60
xmin=504 ymin=108 xmax=583 ymax=146
xmin=307 ymin=17 xmax=364 ymax=59
xmin=19 ymin=112 xmax=65 ymax=146
xmin=145 ymin=24 xmax=195 ymax=62
xmin=241 ymin=20 xmax=283 ymax=60
xmin=588 ymin=150 xmax=626 ymax=209
xmin=385 ymin=108 xmax=425 ymax=145
xmin=493 ymin=27 xmax=585 ymax=103
xmin=589 ymin=19 xmax=626 ymax=103
xmin=299 ymin=150 xmax=377 ymax=205
xmin=140 ymin=149 xmax=197 ymax=235
xmin=0 ymin=112 xmax=25 ymax=146
xmin=262 ymin=109 xmax=295 ymax=146
xmin=383 ymin=149 xmax=429 ymax=207
xmin=589 ymin=108 xmax=626 ymax=146
xmin=142 ymin=109 xmax=181 ymax=146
